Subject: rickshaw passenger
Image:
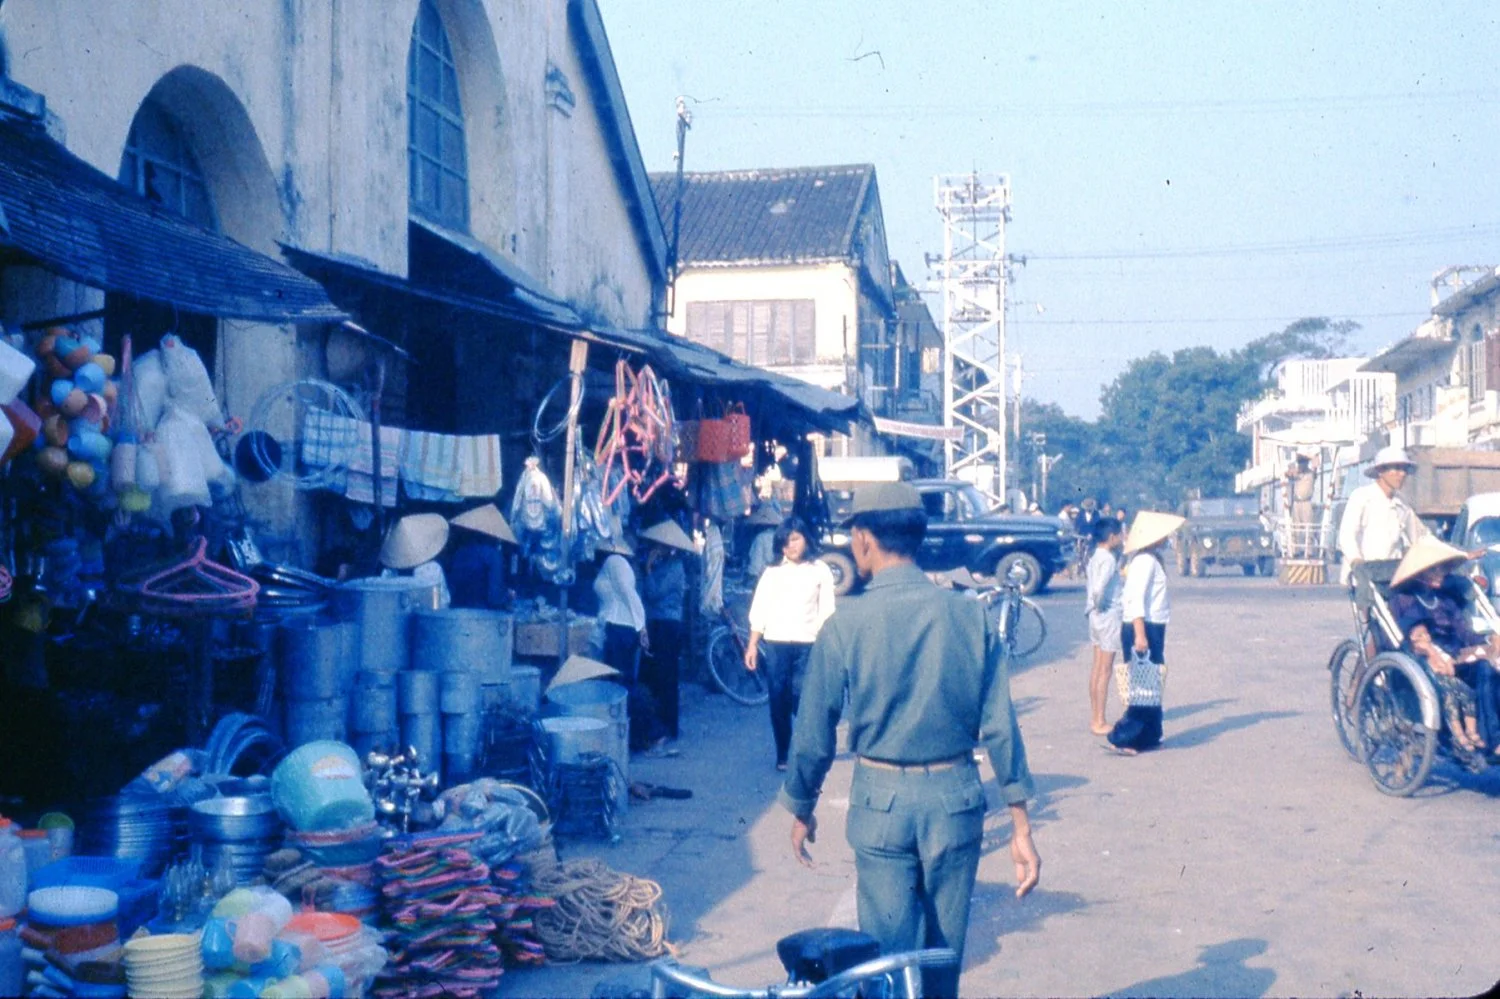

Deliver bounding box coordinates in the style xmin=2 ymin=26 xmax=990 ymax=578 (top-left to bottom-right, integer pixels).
xmin=1388 ymin=537 xmax=1500 ymax=759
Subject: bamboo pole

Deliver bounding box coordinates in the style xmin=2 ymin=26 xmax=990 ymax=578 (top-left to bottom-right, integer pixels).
xmin=556 ymin=339 xmax=590 ymax=667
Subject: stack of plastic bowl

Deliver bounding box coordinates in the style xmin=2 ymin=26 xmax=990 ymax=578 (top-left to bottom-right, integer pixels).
xmin=77 ymin=794 xmax=185 ymax=877
xmin=123 ymin=932 xmax=203 ymax=999
xmin=189 ymin=796 xmax=283 ymax=887
xmin=25 ymin=886 xmax=120 ymax=963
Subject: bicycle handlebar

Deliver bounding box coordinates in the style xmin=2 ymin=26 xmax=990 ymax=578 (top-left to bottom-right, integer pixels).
xmin=648 ymin=948 xmax=958 ymax=999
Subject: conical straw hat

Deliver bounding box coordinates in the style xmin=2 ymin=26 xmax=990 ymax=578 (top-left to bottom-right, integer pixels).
xmin=380 ymin=513 xmax=450 ymax=569
xmin=1123 ymin=511 xmax=1186 ymax=555
xmin=450 ymin=503 xmax=517 ymax=545
xmin=546 ymin=655 xmax=620 ymax=692
xmin=640 ymin=519 xmax=696 ymax=553
xmin=1391 ymin=535 xmax=1468 ymax=589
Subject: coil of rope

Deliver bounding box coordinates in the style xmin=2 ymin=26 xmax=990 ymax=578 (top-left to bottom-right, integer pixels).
xmin=530 ymin=858 xmax=674 ymax=962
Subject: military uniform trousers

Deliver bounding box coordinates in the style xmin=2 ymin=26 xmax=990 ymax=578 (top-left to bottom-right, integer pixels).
xmin=845 ymin=758 xmax=986 ymax=999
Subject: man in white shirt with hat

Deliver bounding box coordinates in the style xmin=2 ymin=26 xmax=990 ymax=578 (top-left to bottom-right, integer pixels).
xmin=1337 ymin=445 xmax=1428 ymax=583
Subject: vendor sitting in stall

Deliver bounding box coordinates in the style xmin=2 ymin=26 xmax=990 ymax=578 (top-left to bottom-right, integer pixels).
xmin=444 ymin=503 xmax=517 ymax=610
xmin=1388 ymin=536 xmax=1500 ymax=763
xmin=380 ymin=512 xmax=452 ymax=608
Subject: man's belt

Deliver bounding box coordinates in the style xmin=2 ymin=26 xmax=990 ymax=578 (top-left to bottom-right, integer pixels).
xmin=857 ymin=753 xmax=972 ymax=774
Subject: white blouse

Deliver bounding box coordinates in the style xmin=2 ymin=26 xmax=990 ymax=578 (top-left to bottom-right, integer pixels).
xmin=748 ymin=559 xmax=837 ymax=643
xmin=594 ymin=553 xmax=646 ymax=631
xmin=1120 ymin=552 xmax=1170 ymax=625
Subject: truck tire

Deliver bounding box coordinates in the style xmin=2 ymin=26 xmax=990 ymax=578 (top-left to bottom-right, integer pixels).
xmin=1259 ymin=557 xmax=1275 ymax=577
xmin=995 ymin=552 xmax=1044 ymax=595
xmin=1189 ymin=554 xmax=1204 ymax=577
xmin=819 ymin=551 xmax=857 ymax=597
xmin=1242 ymin=564 xmax=1256 ymax=577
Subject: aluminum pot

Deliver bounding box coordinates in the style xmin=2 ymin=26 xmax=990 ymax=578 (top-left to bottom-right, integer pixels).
xmin=332 ymin=577 xmax=442 ymax=674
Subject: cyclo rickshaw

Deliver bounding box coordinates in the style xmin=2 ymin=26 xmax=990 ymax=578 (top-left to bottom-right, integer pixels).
xmin=1328 ymin=558 xmax=1500 ymax=795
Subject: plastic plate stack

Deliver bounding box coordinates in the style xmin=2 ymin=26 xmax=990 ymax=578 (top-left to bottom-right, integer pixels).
xmin=123 ymin=932 xmax=203 ymax=999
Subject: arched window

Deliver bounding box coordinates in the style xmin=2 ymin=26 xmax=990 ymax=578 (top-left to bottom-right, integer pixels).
xmin=407 ymin=0 xmax=468 ymax=229
xmin=119 ymin=101 xmax=217 ymax=230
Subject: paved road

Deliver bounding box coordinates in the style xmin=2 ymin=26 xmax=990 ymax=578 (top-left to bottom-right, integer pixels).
xmin=501 ymin=572 xmax=1500 ymax=998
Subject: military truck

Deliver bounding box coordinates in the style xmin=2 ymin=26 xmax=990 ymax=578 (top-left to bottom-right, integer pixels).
xmin=1175 ymin=497 xmax=1276 ymax=577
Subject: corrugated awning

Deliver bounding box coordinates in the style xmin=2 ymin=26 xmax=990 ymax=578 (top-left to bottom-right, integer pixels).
xmin=0 ymin=116 xmax=346 ymax=323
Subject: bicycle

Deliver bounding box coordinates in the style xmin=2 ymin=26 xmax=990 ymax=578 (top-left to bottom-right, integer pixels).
xmin=706 ymin=598 xmax=769 ymax=706
xmin=645 ymin=927 xmax=957 ymax=998
xmin=976 ymin=562 xmax=1048 ymax=661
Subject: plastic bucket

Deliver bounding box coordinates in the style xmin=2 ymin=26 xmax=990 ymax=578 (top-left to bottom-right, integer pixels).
xmin=349 ymin=672 xmax=397 ymax=734
xmin=332 ymin=578 xmax=441 ymax=674
xmin=284 ymin=697 xmax=347 ymax=747
xmin=399 ymin=713 xmax=440 ymax=770
xmin=539 ymin=716 xmax=611 ymax=765
xmin=439 ymin=671 xmax=480 ymax=715
xmin=269 ymin=742 xmax=374 ymax=833
xmin=410 ymin=608 xmax=513 ymax=685
xmin=546 ymin=680 xmax=629 ymax=788
xmin=397 ymin=671 xmax=439 ymax=716
xmin=279 ymin=619 xmax=357 ymax=700
xmin=507 ymin=666 xmax=541 ymax=715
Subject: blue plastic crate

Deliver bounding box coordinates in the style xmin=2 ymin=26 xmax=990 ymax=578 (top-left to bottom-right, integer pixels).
xmin=29 ymin=855 xmax=143 ymax=891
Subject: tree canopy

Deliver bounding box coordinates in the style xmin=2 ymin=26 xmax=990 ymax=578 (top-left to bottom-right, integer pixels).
xmin=1017 ymin=317 xmax=1357 ymax=511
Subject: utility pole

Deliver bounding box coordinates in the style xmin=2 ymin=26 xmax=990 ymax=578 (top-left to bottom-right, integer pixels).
xmin=1012 ymin=354 xmax=1023 ymax=442
xmin=666 ymin=96 xmax=692 ymax=319
xmin=933 ymin=173 xmax=1011 ymax=505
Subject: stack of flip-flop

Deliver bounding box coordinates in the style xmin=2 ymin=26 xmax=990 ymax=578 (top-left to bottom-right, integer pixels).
xmin=488 ymin=859 xmax=551 ymax=966
xmin=373 ymin=831 xmax=513 ymax=998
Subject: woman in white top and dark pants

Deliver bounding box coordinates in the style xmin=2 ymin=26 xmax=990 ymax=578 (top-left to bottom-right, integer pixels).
xmin=744 ymin=517 xmax=837 ymax=770
xmin=594 ymin=537 xmax=646 ymax=685
xmin=1107 ymin=512 xmax=1184 ymax=754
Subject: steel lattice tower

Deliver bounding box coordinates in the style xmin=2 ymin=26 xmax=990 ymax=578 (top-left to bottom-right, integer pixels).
xmin=934 ymin=173 xmax=1010 ymax=504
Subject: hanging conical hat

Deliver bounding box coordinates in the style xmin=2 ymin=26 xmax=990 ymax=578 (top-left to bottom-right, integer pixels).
xmin=1123 ymin=511 xmax=1186 ymax=555
xmin=450 ymin=503 xmax=517 ymax=545
xmin=1390 ymin=535 xmax=1468 ymax=589
xmin=640 ymin=519 xmax=696 ymax=553
xmin=545 ymin=655 xmax=620 ymax=692
xmin=380 ymin=513 xmax=450 ymax=569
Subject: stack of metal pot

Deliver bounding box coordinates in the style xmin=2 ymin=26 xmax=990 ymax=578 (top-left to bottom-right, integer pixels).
xmin=188 ymin=795 xmax=282 ymax=887
xmin=410 ymin=608 xmax=514 ymax=782
xmin=278 ymin=617 xmax=356 ymax=747
xmin=397 ymin=670 xmax=441 ymax=767
xmin=331 ymin=577 xmax=443 ymax=757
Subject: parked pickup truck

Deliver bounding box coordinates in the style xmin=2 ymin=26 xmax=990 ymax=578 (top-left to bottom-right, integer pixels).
xmin=819 ymin=478 xmax=1072 ymax=595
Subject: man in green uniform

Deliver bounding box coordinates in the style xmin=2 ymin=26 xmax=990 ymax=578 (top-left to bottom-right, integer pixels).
xmin=778 ymin=483 xmax=1041 ymax=998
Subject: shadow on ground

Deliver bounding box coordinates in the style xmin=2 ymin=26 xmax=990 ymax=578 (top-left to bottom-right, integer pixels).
xmin=1103 ymin=937 xmax=1276 ymax=998
xmin=1168 ymin=711 xmax=1302 ymax=750
xmin=964 ymin=884 xmax=1090 ymax=971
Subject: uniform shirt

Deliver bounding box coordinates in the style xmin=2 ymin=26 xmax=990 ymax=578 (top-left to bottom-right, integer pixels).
xmin=594 ymin=553 xmax=646 ymax=631
xmin=1337 ymin=481 xmax=1427 ymax=580
xmin=778 ymin=563 xmax=1035 ymax=819
xmin=1085 ymin=547 xmax=1122 ymax=617
xmin=746 ymin=529 xmax=777 ymax=581
xmin=747 ymin=559 xmax=836 ymax=643
xmin=1119 ymin=552 xmax=1169 ymax=625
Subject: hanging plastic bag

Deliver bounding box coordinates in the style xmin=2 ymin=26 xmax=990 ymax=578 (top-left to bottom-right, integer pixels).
xmin=509 ymin=456 xmax=563 ymax=559
xmin=154 ymin=405 xmax=211 ymax=512
xmin=161 ymin=334 xmax=224 ymax=428
xmin=133 ymin=350 xmax=168 ymax=432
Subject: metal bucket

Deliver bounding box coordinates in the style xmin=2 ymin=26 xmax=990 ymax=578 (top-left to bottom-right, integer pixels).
xmin=507 ymin=666 xmax=541 ymax=715
xmin=332 ymin=577 xmax=442 ymax=674
xmin=284 ymin=696 xmax=347 ymax=747
xmin=399 ymin=712 xmax=441 ymax=771
xmin=546 ymin=680 xmax=629 ymax=787
xmin=398 ymin=671 xmax=439 ymax=715
xmin=350 ymin=672 xmax=397 ymax=734
xmin=410 ymin=609 xmax=514 ymax=685
xmin=279 ymin=618 xmax=357 ymax=701
xmin=539 ymin=716 xmax=611 ymax=765
xmin=439 ymin=671 xmax=480 ymax=715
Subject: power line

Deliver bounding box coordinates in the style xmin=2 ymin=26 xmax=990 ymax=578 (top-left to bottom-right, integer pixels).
xmin=1018 ymin=224 xmax=1500 ymax=262
xmin=1010 ymin=310 xmax=1427 ymax=327
xmin=714 ymin=89 xmax=1500 ymax=121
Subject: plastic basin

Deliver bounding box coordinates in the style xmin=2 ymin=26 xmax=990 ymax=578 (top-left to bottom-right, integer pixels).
xmin=270 ymin=742 xmax=374 ymax=833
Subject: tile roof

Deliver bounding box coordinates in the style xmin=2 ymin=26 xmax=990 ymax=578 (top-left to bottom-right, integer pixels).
xmin=0 ymin=115 xmax=344 ymax=323
xmin=650 ymin=164 xmax=875 ymax=266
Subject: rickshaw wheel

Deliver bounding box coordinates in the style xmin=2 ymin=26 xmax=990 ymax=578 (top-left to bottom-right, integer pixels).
xmin=1327 ymin=639 xmax=1364 ymax=761
xmin=1355 ymin=654 xmax=1438 ymax=797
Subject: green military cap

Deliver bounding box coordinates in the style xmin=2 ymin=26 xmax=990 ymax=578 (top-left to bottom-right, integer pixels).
xmin=848 ymin=482 xmax=924 ymax=518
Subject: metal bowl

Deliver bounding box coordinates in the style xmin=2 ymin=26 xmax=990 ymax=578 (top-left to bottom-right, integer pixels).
xmin=189 ymin=795 xmax=281 ymax=842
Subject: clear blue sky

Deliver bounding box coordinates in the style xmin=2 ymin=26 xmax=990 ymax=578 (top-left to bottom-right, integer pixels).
xmin=602 ymin=0 xmax=1500 ymax=419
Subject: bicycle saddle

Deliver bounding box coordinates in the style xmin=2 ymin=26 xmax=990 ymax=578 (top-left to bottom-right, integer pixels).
xmin=776 ymin=928 xmax=882 ymax=984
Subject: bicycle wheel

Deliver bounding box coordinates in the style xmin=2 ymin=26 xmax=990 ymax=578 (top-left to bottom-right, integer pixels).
xmin=708 ymin=626 xmax=769 ymax=706
xmin=1355 ymin=654 xmax=1438 ymax=797
xmin=1011 ymin=598 xmax=1047 ymax=658
xmin=1327 ymin=639 xmax=1363 ymax=761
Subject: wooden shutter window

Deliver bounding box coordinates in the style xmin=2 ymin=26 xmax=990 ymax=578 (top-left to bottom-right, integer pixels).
xmin=792 ymin=300 xmax=815 ymax=363
xmin=1486 ymin=331 xmax=1500 ymax=397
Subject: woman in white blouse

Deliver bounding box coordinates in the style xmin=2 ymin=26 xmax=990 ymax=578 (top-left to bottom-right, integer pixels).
xmin=744 ymin=516 xmax=837 ymax=771
xmin=593 ymin=534 xmax=646 ymax=685
xmin=1108 ymin=511 xmax=1186 ymax=755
